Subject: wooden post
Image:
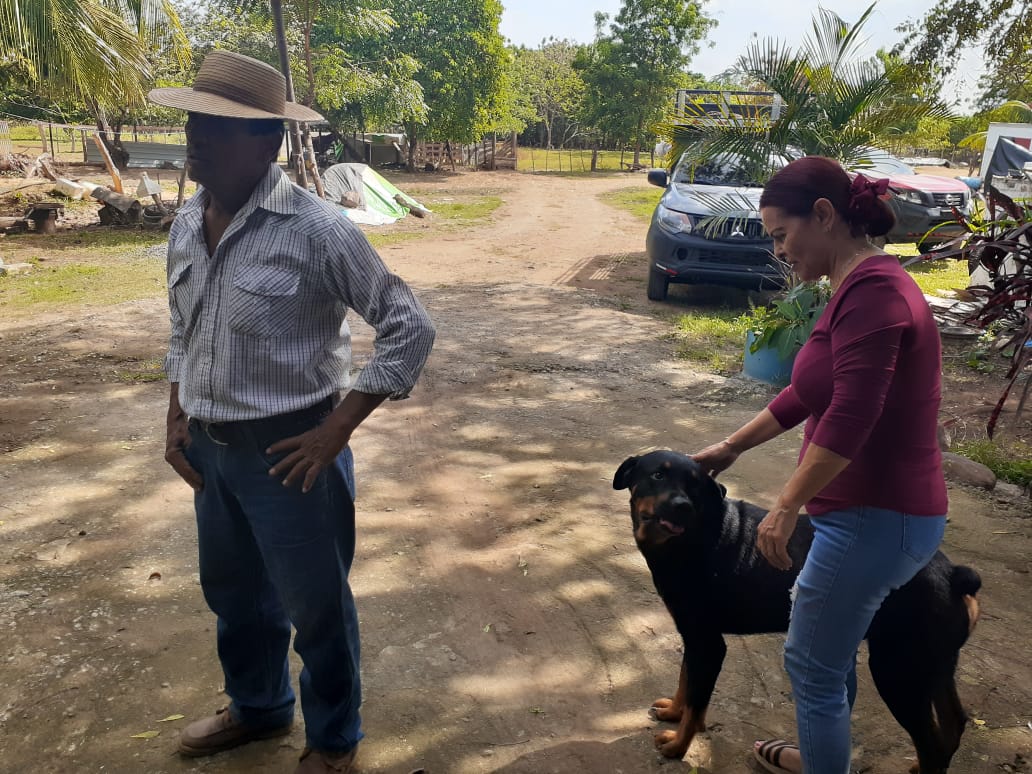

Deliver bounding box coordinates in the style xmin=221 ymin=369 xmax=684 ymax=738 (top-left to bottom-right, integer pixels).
xmin=80 ymin=130 xmax=87 ymax=163
xmin=91 ymin=133 xmax=123 ymax=193
xmin=37 ymin=123 xmax=48 ymax=153
xmin=176 ymin=163 xmax=189 ymax=208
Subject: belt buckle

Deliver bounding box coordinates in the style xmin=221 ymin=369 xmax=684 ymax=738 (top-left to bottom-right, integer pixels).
xmin=201 ymin=420 xmax=229 ymax=446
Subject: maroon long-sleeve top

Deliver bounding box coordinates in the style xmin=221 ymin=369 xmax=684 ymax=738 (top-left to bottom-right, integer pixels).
xmin=767 ymin=254 xmax=948 ymax=516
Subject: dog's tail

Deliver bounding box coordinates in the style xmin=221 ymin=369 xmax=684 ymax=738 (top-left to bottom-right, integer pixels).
xmin=951 ymin=565 xmax=982 ymax=636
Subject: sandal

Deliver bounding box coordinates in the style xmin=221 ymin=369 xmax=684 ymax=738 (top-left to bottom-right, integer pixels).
xmin=752 ymin=739 xmax=801 ymax=774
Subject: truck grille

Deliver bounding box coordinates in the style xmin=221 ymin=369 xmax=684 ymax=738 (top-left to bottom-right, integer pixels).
xmin=932 ymin=192 xmax=966 ymax=208
xmin=697 ymin=217 xmax=767 ymax=241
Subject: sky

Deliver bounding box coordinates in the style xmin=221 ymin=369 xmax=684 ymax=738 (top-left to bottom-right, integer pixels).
xmin=498 ymin=0 xmax=986 ymax=110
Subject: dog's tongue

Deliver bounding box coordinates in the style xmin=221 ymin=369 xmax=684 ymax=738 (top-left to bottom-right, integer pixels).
xmin=660 ymin=519 xmax=685 ymax=535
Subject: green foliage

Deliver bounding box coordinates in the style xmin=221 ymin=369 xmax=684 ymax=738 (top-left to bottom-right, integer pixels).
xmin=956 ymin=101 xmax=1032 ymax=152
xmin=904 ymin=258 xmax=970 ymax=296
xmin=893 ymin=115 xmax=953 ymax=153
xmin=0 ymin=260 xmax=166 ymax=309
xmin=600 ymin=186 xmax=664 ymax=220
xmin=674 ymin=309 xmax=750 ymax=372
xmin=185 ymin=0 xmax=427 ymax=136
xmin=512 ymin=39 xmax=586 ymax=148
xmin=897 ymin=0 xmax=1031 ymax=108
xmin=666 ymin=4 xmax=952 ymax=172
xmin=952 ymin=439 xmax=1032 ymax=488
xmin=741 ymin=281 xmax=831 ymax=360
xmin=0 ymin=0 xmax=187 ymax=110
xmin=382 ymin=0 xmax=512 ymax=144
xmin=577 ymin=0 xmax=715 ymax=152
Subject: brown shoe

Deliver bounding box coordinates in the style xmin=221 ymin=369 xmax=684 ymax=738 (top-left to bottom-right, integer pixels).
xmin=294 ymin=746 xmax=358 ymax=773
xmin=177 ymin=706 xmax=292 ymax=757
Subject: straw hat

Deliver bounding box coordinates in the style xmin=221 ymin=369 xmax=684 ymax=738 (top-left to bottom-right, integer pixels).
xmin=149 ymin=50 xmax=323 ymax=122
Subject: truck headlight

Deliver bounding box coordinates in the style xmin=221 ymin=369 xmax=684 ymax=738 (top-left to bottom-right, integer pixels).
xmin=894 ymin=189 xmax=925 ymax=205
xmin=656 ymin=204 xmax=694 ymax=234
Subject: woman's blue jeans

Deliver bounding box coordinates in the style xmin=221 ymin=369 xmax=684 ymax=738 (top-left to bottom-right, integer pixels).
xmin=785 ymin=507 xmax=946 ymax=774
xmin=185 ymin=408 xmax=362 ymax=754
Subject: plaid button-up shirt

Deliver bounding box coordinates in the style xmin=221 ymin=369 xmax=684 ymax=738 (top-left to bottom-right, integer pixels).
xmin=164 ymin=164 xmax=435 ymax=423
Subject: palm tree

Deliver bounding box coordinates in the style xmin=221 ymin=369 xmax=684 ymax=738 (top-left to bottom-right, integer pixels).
xmin=665 ymin=3 xmax=951 ymax=173
xmin=958 ymin=100 xmax=1032 ymax=153
xmin=0 ymin=0 xmax=188 ymax=165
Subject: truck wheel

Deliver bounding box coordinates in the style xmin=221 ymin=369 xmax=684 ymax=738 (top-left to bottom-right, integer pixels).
xmin=647 ymin=269 xmax=669 ymax=301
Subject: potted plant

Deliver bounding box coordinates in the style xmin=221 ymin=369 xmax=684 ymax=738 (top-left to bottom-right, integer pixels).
xmin=740 ymin=278 xmax=831 ymax=387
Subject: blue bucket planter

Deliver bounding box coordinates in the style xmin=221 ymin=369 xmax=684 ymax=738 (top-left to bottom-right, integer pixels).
xmin=742 ymin=331 xmax=797 ymax=388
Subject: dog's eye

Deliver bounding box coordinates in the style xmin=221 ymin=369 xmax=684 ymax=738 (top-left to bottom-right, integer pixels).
xmin=650 ymin=470 xmax=665 ymax=480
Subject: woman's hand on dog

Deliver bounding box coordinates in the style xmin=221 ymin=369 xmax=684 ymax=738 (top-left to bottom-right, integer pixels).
xmin=691 ymin=438 xmax=740 ymax=477
xmin=757 ymin=504 xmax=799 ymax=570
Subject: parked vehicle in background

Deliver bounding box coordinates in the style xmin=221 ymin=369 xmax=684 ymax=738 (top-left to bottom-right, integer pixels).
xmin=644 ymin=153 xmax=784 ymax=300
xmin=856 ymin=149 xmax=973 ymax=252
xmin=643 ymin=147 xmax=974 ymax=301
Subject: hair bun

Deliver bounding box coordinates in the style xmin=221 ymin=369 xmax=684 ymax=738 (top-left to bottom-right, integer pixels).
xmin=848 ymin=174 xmax=892 ymax=235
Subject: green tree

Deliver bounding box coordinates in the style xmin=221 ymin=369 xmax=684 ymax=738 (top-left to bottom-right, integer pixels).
xmin=897 ymin=0 xmax=1031 ymax=108
xmin=190 ymin=0 xmax=427 ymax=137
xmin=666 ymin=4 xmax=951 ymax=173
xmin=513 ymin=38 xmax=586 ymax=149
xmin=380 ymin=0 xmax=512 ymax=170
xmin=577 ymin=0 xmax=715 ymax=162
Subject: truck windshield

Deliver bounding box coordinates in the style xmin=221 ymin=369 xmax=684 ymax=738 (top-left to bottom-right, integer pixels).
xmin=672 ymin=155 xmax=775 ymax=187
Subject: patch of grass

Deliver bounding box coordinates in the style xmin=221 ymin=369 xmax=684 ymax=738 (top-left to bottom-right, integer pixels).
xmin=359 ymin=193 xmax=502 ymax=247
xmin=0 ymin=259 xmax=166 ymax=309
xmin=952 ymin=438 xmax=1032 ymax=488
xmin=601 ymin=186 xmax=663 ymax=222
xmin=3 ymin=227 xmax=168 ymax=253
xmin=673 ymin=309 xmax=750 ymax=373
xmin=904 ymin=258 xmax=970 ymax=296
xmin=426 ymin=195 xmax=503 ymax=225
xmin=115 ymin=357 xmax=166 ymax=383
xmin=365 ymin=231 xmax=425 ymax=249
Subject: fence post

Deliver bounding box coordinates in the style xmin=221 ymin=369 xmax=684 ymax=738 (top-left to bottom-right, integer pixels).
xmin=81 ymin=130 xmax=88 ymax=163
xmin=37 ymin=123 xmax=48 ymax=153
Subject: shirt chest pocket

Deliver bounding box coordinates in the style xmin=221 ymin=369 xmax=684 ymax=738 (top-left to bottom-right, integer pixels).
xmin=227 ymin=266 xmax=302 ymax=338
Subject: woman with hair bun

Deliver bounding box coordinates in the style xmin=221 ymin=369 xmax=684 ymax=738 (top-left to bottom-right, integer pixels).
xmin=692 ymin=156 xmax=948 ymax=773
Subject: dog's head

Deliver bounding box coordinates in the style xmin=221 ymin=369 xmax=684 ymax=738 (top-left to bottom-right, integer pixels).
xmin=613 ymin=450 xmax=726 ymax=548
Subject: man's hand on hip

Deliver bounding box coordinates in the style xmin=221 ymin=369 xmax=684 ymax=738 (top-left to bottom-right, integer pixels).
xmin=267 ymin=421 xmax=351 ymax=494
xmin=267 ymin=390 xmax=387 ymax=494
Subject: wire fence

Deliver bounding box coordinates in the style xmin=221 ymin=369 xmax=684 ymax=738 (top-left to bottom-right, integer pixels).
xmin=516 ymin=147 xmax=661 ymax=174
xmin=0 ymin=118 xmax=185 ymax=164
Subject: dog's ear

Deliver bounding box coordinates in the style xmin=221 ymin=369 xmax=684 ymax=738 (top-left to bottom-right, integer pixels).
xmin=613 ymin=456 xmax=639 ymax=490
xmin=715 ymin=479 xmax=727 ymax=498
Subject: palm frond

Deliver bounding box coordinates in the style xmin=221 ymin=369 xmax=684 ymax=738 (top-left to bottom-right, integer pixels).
xmin=0 ymin=0 xmax=154 ymax=106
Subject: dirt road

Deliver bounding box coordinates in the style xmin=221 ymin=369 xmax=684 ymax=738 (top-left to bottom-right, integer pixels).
xmin=1 ymin=172 xmax=1029 ymax=774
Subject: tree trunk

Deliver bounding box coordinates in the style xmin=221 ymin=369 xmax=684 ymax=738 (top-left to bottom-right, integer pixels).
xmin=91 ymin=103 xmax=130 ymax=170
xmin=298 ymin=10 xmax=324 ymax=198
xmin=270 ymin=0 xmax=308 ymax=188
xmin=406 ymin=122 xmax=418 ymax=172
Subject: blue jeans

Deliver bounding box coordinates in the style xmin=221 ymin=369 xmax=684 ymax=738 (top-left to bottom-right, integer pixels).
xmin=185 ymin=406 xmax=361 ymax=754
xmin=785 ymin=507 xmax=946 ymax=774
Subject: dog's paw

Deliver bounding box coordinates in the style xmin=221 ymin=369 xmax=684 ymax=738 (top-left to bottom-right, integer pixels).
xmin=653 ymin=730 xmax=688 ymax=759
xmin=650 ymin=697 xmax=683 ymax=722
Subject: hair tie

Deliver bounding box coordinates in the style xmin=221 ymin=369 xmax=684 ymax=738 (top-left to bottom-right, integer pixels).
xmin=848 ymin=174 xmax=890 ymax=217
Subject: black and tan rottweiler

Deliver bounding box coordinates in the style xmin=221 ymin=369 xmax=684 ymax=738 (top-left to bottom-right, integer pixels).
xmin=613 ymin=450 xmax=981 ymax=774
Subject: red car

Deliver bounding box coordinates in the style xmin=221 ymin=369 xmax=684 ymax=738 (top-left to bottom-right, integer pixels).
xmin=855 ymin=151 xmax=972 ymax=252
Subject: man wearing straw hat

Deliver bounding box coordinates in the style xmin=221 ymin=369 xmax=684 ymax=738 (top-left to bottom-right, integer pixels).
xmin=150 ymin=50 xmax=435 ymax=774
